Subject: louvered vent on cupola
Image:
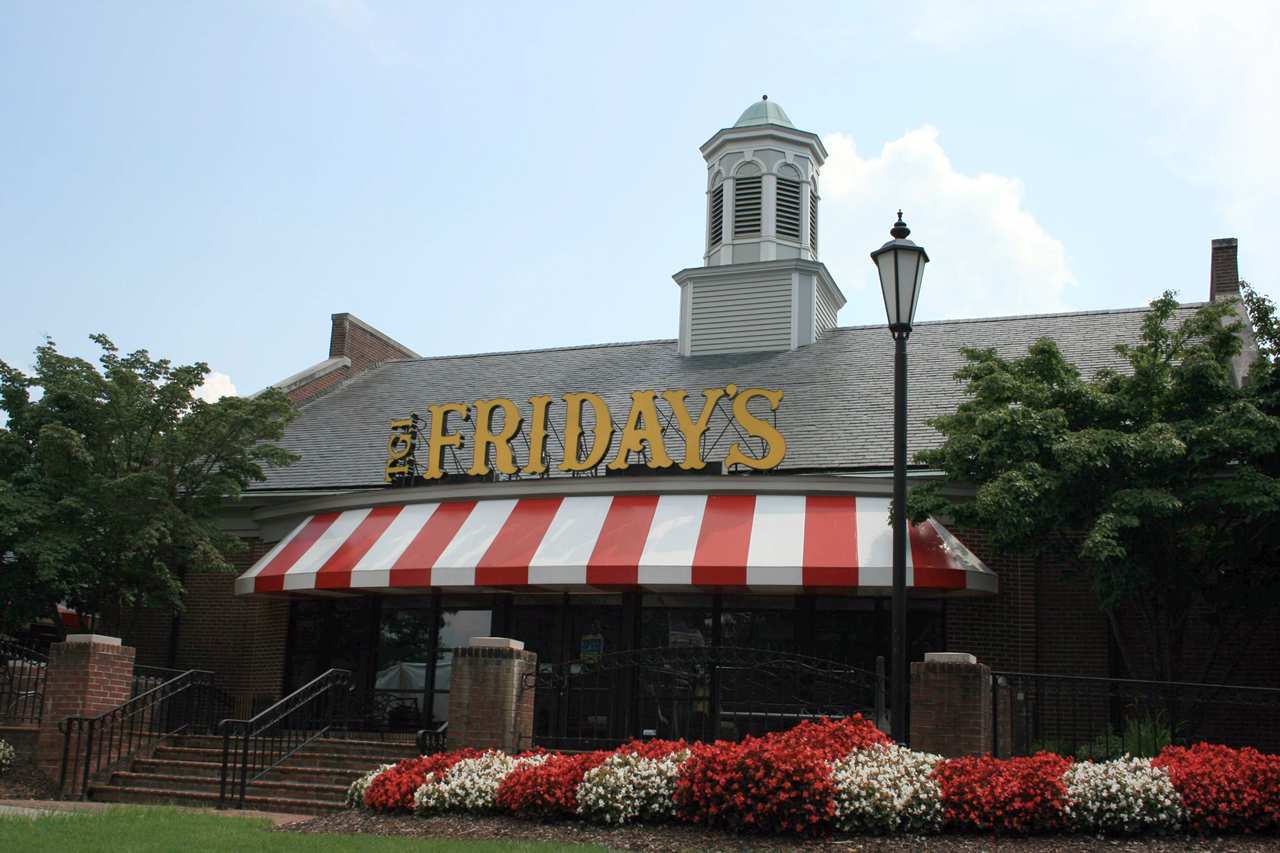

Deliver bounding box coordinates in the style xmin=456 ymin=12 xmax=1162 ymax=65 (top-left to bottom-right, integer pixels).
xmin=776 ymin=178 xmax=801 ymax=241
xmin=734 ymin=176 xmax=763 ymax=237
xmin=809 ymin=186 xmax=819 ymax=251
xmin=708 ymin=183 xmax=724 ymax=249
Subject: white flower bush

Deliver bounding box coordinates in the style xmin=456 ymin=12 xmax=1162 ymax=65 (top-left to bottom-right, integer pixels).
xmin=576 ymin=750 xmax=690 ymax=825
xmin=414 ymin=751 xmax=548 ymax=815
xmin=1063 ymin=757 xmax=1183 ymax=834
xmin=346 ymin=762 xmax=394 ymax=809
xmin=830 ymin=743 xmax=944 ymax=834
xmin=0 ymin=738 xmax=15 ymax=776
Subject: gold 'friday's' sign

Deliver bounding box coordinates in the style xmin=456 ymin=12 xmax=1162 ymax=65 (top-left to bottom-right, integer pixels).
xmin=385 ymin=386 xmax=785 ymax=481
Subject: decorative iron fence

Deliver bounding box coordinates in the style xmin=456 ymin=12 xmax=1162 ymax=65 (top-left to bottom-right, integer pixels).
xmin=131 ymin=664 xmax=186 ymax=698
xmin=218 ymin=668 xmax=355 ymax=809
xmin=992 ymin=671 xmax=1280 ymax=759
xmin=0 ymin=636 xmax=49 ymax=724
xmin=59 ymin=669 xmax=220 ymax=798
xmin=529 ymin=645 xmax=885 ymax=751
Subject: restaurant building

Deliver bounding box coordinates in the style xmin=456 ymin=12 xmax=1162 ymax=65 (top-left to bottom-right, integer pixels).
xmin=122 ymin=100 xmax=1268 ymax=744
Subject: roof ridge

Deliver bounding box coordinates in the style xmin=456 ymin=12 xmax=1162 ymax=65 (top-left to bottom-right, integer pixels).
xmin=301 ymin=302 xmax=1211 ymax=377
xmin=832 ymin=302 xmax=1208 ymax=332
xmin=374 ymin=337 xmax=680 ymax=365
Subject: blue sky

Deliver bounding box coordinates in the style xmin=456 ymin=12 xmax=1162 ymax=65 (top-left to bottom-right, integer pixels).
xmin=2 ymin=1 xmax=1276 ymax=399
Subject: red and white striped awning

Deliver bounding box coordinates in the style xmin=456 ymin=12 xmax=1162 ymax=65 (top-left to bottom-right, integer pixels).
xmin=235 ymin=494 xmax=996 ymax=596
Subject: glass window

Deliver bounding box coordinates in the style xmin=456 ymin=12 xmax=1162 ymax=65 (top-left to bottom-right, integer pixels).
xmin=432 ymin=603 xmax=493 ymax=722
xmin=374 ymin=601 xmax=434 ymax=731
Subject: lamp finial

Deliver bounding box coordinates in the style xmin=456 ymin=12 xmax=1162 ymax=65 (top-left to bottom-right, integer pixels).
xmin=890 ymin=211 xmax=910 ymax=240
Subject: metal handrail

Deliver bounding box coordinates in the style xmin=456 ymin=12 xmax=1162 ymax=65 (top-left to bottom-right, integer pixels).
xmin=0 ymin=636 xmax=48 ymax=725
xmin=217 ymin=668 xmax=354 ymax=809
xmin=416 ymin=721 xmax=448 ymax=755
xmin=58 ymin=669 xmax=217 ymax=799
xmin=131 ymin=664 xmax=187 ymax=698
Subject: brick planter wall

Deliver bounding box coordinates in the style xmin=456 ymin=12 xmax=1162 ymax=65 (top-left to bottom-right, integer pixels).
xmin=35 ymin=635 xmax=135 ymax=786
xmin=445 ymin=639 xmax=537 ymax=753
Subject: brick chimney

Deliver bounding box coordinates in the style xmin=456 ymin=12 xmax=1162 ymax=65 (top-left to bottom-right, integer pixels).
xmin=1209 ymin=237 xmax=1240 ymax=302
xmin=1203 ymin=237 xmax=1258 ymax=387
xmin=269 ymin=313 xmax=421 ymax=405
xmin=328 ymin=313 xmax=420 ymax=372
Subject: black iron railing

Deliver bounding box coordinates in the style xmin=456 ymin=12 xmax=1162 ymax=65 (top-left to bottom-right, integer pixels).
xmin=993 ymin=671 xmax=1280 ymax=758
xmin=218 ymin=668 xmax=354 ymax=809
xmin=1 ymin=636 xmax=48 ymax=725
xmin=416 ymin=721 xmax=448 ymax=755
xmin=131 ymin=664 xmax=186 ymax=698
xmin=529 ymin=646 xmax=884 ymax=750
xmin=59 ymin=669 xmax=219 ymax=798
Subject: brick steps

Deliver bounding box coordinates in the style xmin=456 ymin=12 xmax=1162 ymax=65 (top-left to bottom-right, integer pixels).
xmin=132 ymin=757 xmax=364 ymax=785
xmin=109 ymin=771 xmax=349 ymax=798
xmin=88 ymin=784 xmax=346 ymax=815
xmin=151 ymin=745 xmax=410 ymax=769
xmin=88 ymin=734 xmax=420 ymax=814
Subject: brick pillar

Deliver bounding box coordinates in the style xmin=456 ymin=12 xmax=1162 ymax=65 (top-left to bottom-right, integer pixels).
xmin=36 ymin=634 xmax=136 ymax=787
xmin=909 ymin=652 xmax=993 ymax=757
xmin=445 ymin=637 xmax=536 ymax=753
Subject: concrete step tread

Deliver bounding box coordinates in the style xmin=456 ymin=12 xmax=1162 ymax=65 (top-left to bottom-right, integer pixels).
xmin=133 ymin=758 xmax=363 ymax=779
xmin=111 ymin=772 xmax=349 ymax=796
xmin=89 ymin=784 xmax=345 ymax=813
xmin=177 ymin=734 xmax=417 ymax=751
xmin=155 ymin=745 xmax=409 ymax=763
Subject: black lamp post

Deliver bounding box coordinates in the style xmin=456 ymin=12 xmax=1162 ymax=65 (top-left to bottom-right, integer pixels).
xmin=870 ymin=211 xmax=928 ymax=745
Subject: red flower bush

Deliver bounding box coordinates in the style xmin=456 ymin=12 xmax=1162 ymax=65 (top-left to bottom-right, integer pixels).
xmin=767 ymin=715 xmax=890 ymax=761
xmin=1154 ymin=743 xmax=1280 ymax=833
xmin=673 ymin=737 xmax=837 ymax=836
xmin=616 ymin=738 xmax=690 ymax=760
xmin=495 ymin=750 xmax=611 ymax=818
xmin=363 ymin=749 xmax=483 ymax=812
xmin=933 ymin=752 xmax=1070 ymax=833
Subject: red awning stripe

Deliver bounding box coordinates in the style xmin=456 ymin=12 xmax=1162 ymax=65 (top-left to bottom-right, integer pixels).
xmin=236 ymin=494 xmax=996 ymax=596
xmin=253 ymin=513 xmax=340 ymax=594
xmin=315 ymin=505 xmax=404 ymax=590
xmin=587 ymin=494 xmax=661 ymax=586
xmin=389 ymin=500 xmax=476 ymax=588
xmin=691 ymin=494 xmax=756 ymax=587
xmin=803 ymin=495 xmax=859 ymax=588
xmin=475 ymin=497 xmax=563 ymax=587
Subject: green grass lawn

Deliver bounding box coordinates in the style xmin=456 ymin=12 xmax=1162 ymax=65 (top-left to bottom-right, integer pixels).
xmin=0 ymin=806 xmax=611 ymax=853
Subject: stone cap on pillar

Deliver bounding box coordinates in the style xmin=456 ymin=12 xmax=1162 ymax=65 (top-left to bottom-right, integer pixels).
xmin=64 ymin=634 xmax=122 ymax=646
xmin=923 ymin=652 xmax=977 ymax=665
xmin=469 ymin=637 xmax=525 ymax=651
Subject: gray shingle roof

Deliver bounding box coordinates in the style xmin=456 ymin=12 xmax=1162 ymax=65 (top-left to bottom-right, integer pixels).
xmin=253 ymin=304 xmax=1204 ymax=491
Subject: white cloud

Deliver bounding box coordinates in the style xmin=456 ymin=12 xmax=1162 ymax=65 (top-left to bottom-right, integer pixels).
xmin=194 ymin=371 xmax=237 ymax=403
xmin=820 ymin=127 xmax=1075 ymax=322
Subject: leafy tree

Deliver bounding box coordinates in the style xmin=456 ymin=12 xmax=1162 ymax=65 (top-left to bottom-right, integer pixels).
xmin=0 ymin=336 xmax=296 ymax=636
xmin=909 ymin=292 xmax=1280 ymax=684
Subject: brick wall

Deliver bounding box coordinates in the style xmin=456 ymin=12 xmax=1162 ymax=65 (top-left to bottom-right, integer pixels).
xmin=944 ymin=529 xmax=1040 ymax=672
xmin=909 ymin=657 xmax=993 ymax=757
xmin=282 ymin=313 xmax=418 ymax=405
xmin=328 ymin=313 xmax=417 ymax=370
xmin=1209 ymin=237 xmax=1240 ymax=302
xmin=446 ymin=644 xmax=537 ymax=753
xmin=286 ymin=366 xmax=350 ymax=405
xmin=945 ymin=530 xmax=1111 ymax=678
xmin=36 ymin=637 xmax=135 ymax=784
xmin=120 ymin=541 xmax=289 ymax=716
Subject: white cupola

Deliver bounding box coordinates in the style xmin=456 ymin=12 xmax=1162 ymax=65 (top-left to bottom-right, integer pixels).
xmin=673 ymin=98 xmax=845 ymax=357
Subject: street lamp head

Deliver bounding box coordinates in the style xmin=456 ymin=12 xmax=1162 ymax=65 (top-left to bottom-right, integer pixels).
xmin=870 ymin=211 xmax=929 ymax=338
